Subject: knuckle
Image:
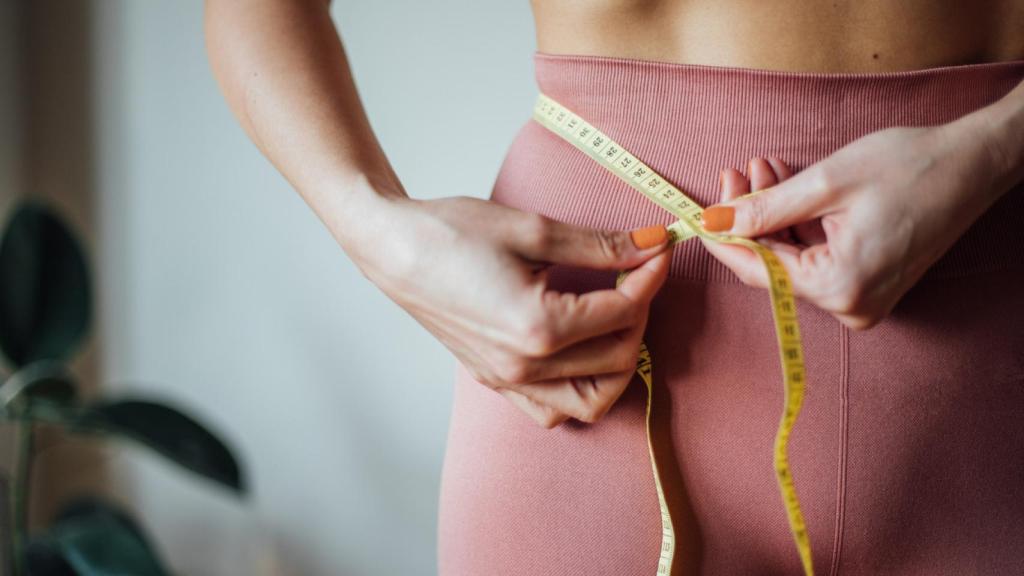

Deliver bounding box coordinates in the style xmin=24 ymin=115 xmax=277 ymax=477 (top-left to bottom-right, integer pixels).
xmin=610 ymin=296 xmax=644 ymax=327
xmin=746 ymin=197 xmax=768 ymax=232
xmin=812 ymin=164 xmax=838 ymax=198
xmin=834 ymin=284 xmax=866 ymax=316
xmin=614 ymin=347 xmax=639 ymax=373
xmin=537 ymin=414 xmax=562 ymax=429
xmin=576 ymin=404 xmax=607 ymax=424
xmin=860 ymin=316 xmax=881 ymax=330
xmin=623 ymin=297 xmax=645 ymax=320
xmin=522 ymin=213 xmax=553 ymax=252
xmin=594 ymin=229 xmax=628 ymax=262
xmin=495 ymin=356 xmax=533 ymax=384
xmin=843 ymin=300 xmax=890 ymax=330
xmin=733 ymin=267 xmax=751 ymax=285
xmin=978 ymin=130 xmax=1014 ymax=183
xmin=842 ymin=314 xmax=877 ymax=331
xmin=466 ymin=362 xmax=507 ymax=390
xmin=732 ymin=264 xmax=756 ymax=287
xmin=466 ymin=365 xmax=487 ymax=384
xmin=518 ymin=312 xmax=557 ymax=356
xmin=573 ymin=390 xmax=610 ymax=423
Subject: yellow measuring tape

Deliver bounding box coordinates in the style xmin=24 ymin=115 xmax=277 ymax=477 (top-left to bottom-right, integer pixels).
xmin=532 ymin=93 xmax=814 ymax=576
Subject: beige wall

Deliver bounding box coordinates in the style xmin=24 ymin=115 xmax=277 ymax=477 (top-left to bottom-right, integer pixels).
xmin=20 ymin=0 xmax=110 ymax=532
xmin=0 ymin=1 xmax=16 ymax=565
xmin=0 ymin=0 xmax=23 ymax=213
xmin=0 ymin=0 xmax=24 ymax=485
xmin=1 ymin=0 xmax=113 ymax=542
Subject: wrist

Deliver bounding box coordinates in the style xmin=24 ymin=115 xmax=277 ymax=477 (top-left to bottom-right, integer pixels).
xmin=946 ymin=80 xmax=1024 ymax=202
xmin=311 ymin=171 xmax=416 ymax=263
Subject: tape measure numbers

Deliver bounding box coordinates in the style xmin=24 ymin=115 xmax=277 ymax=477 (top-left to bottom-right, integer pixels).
xmin=532 ymin=93 xmax=814 ymax=576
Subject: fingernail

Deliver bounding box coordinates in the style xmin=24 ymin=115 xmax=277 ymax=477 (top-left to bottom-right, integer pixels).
xmin=702 ymin=205 xmax=734 ymax=232
xmin=630 ymin=224 xmax=668 ymax=249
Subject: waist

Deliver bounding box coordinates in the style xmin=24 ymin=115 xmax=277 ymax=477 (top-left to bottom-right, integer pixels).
xmin=534 ymin=51 xmax=1024 ymax=179
xmin=533 ymin=1 xmax=1024 ymax=74
xmin=489 ymin=52 xmax=1024 ymax=281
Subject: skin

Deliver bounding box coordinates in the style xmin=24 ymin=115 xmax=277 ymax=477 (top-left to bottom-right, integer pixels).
xmin=204 ymin=0 xmax=1024 ymax=428
xmin=532 ymin=0 xmax=1024 ymax=73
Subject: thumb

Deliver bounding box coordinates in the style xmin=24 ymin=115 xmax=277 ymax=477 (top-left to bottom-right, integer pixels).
xmin=516 ymin=219 xmax=670 ymax=270
xmin=702 ymin=169 xmax=832 ymax=237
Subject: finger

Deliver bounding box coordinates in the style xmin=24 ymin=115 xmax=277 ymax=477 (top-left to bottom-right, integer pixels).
xmin=510 ymin=327 xmax=642 ymax=382
xmin=721 ymin=168 xmax=750 ymax=202
xmin=699 ymin=235 xmax=771 ymax=288
xmin=498 ymin=388 xmax=570 ymax=428
xmin=513 ymin=291 xmax=658 ymax=381
xmin=511 ymin=214 xmax=670 ymax=270
xmin=706 ymin=158 xmax=832 ymax=293
xmin=511 ymin=303 xmax=649 ymax=422
xmin=533 ymin=250 xmax=669 ymax=352
xmin=613 ymin=249 xmax=671 ymax=303
xmin=765 ymin=156 xmax=794 ymax=181
xmin=763 ymin=157 xmax=827 ymax=246
xmin=704 ymin=233 xmax=826 ymax=294
xmin=702 ymin=169 xmax=773 ymax=287
xmin=748 ymin=157 xmax=798 ymax=244
xmin=415 ymin=264 xmax=641 ymax=425
xmin=702 ymin=163 xmax=835 ymax=237
xmin=748 ymin=157 xmax=778 ymax=192
xmin=516 ymin=370 xmax=636 ymax=424
xmin=756 ymin=235 xmax=833 ymax=300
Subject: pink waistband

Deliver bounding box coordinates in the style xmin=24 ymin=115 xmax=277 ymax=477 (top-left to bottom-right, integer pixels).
xmin=530 ymin=51 xmax=1024 ymax=279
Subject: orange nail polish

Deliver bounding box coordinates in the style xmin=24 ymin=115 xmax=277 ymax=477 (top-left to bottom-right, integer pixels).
xmin=702 ymin=205 xmax=735 ymax=232
xmin=630 ymin=225 xmax=668 ymax=249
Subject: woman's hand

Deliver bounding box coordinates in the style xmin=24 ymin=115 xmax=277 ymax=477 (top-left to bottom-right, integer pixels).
xmin=700 ymin=118 xmax=1011 ymax=329
xmin=348 ymin=192 xmax=670 ymax=428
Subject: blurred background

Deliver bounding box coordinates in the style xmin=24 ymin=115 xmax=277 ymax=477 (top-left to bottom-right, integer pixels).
xmin=0 ymin=1 xmax=537 ymax=574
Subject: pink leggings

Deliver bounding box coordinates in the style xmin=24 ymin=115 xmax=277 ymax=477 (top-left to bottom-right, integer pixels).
xmin=438 ymin=52 xmax=1024 ymax=575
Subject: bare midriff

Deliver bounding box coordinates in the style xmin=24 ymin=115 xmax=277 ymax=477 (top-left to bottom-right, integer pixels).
xmin=532 ymin=0 xmax=1024 ymax=73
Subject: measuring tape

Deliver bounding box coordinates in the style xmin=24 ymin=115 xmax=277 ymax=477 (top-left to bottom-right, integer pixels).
xmin=532 ymin=93 xmax=814 ymax=576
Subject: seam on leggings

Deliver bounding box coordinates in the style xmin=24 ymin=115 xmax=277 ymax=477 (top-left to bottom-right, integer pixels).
xmin=829 ymin=324 xmax=850 ymax=576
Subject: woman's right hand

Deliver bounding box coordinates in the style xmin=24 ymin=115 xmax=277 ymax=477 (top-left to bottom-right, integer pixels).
xmin=347 ymin=193 xmax=671 ymax=428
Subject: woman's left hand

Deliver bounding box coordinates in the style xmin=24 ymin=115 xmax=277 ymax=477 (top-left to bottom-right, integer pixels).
xmin=700 ymin=120 xmax=1010 ymax=329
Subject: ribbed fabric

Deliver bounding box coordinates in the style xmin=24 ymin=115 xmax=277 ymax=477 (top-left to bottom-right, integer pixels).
xmin=828 ymin=325 xmax=850 ymax=576
xmin=438 ymin=52 xmax=1024 ymax=576
xmin=494 ymin=51 xmax=1024 ymax=281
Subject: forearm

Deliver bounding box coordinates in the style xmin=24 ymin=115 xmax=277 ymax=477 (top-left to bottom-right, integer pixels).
xmin=204 ymin=0 xmax=406 ymax=255
xmin=948 ymin=77 xmax=1024 ymax=204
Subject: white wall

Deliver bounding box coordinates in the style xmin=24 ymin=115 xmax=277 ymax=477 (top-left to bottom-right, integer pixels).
xmin=78 ymin=1 xmax=536 ymax=574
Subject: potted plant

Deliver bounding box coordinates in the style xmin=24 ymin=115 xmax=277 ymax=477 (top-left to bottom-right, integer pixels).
xmin=0 ymin=200 xmax=246 ymax=575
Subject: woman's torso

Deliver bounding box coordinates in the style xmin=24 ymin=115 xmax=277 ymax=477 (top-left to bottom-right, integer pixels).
xmin=439 ymin=6 xmax=1024 ymax=574
xmin=532 ymin=0 xmax=1024 ymax=72
xmin=440 ymin=3 xmax=1024 ymax=574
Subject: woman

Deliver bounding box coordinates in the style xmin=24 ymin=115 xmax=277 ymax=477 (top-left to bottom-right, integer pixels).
xmin=205 ymin=1 xmax=1024 ymax=574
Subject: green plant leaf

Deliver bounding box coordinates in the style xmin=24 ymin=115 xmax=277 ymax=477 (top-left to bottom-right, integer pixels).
xmin=25 ymin=497 xmax=170 ymax=576
xmin=0 ymin=201 xmax=91 ymax=369
xmin=77 ymin=399 xmax=246 ymax=495
xmin=0 ymin=361 xmax=78 ymax=418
